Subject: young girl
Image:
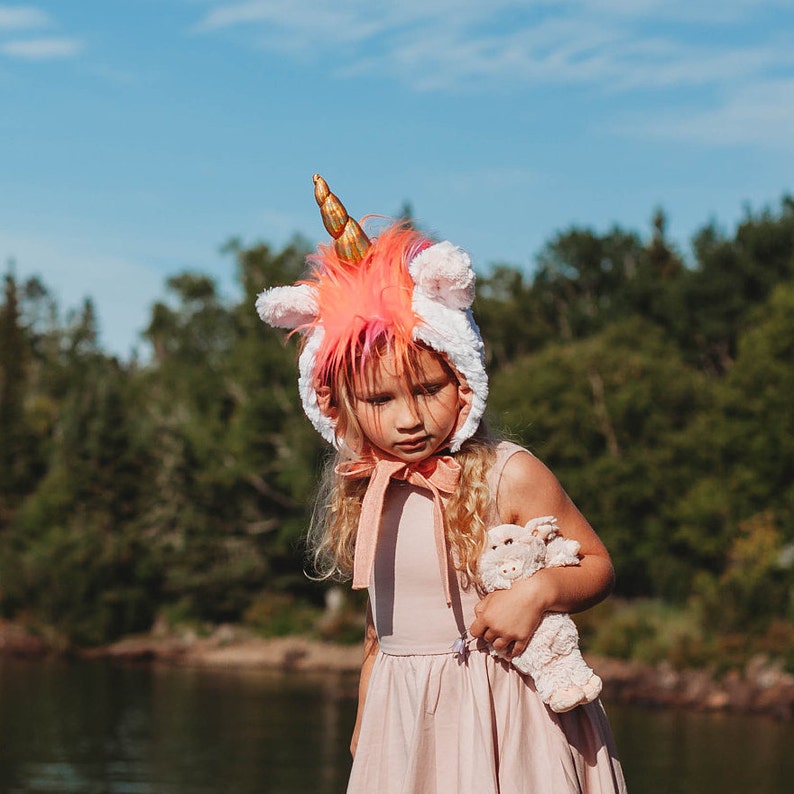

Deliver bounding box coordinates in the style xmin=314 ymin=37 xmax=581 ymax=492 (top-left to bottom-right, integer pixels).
xmin=257 ymin=175 xmax=627 ymax=793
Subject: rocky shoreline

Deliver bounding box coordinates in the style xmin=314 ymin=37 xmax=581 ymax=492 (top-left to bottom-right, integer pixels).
xmin=3 ymin=620 xmax=793 ymax=720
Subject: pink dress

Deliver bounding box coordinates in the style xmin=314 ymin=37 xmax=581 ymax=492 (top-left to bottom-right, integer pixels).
xmin=347 ymin=442 xmax=627 ymax=793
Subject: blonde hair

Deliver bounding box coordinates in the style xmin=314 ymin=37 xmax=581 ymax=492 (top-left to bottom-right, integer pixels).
xmin=306 ymin=339 xmax=497 ymax=584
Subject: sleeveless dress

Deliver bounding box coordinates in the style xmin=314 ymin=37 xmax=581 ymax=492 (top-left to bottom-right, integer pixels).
xmin=347 ymin=442 xmax=627 ymax=793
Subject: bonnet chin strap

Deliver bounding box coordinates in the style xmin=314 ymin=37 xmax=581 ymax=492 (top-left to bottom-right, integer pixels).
xmin=336 ymin=454 xmax=461 ymax=605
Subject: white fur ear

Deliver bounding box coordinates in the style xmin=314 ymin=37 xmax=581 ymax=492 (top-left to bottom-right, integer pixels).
xmin=408 ymin=241 xmax=475 ymax=310
xmin=256 ymin=284 xmax=318 ymax=330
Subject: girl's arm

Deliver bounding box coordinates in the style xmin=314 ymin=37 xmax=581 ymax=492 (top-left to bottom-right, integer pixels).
xmin=469 ymin=450 xmax=614 ymax=659
xmin=350 ymin=603 xmax=379 ymax=757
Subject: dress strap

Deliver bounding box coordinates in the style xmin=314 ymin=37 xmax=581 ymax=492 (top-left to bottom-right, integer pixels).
xmin=486 ymin=441 xmax=531 ymax=522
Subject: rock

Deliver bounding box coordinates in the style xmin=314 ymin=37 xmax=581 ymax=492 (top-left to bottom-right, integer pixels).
xmin=0 ymin=620 xmax=49 ymax=658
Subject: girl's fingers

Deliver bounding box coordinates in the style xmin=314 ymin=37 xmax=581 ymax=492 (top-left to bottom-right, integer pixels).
xmin=488 ymin=631 xmax=514 ymax=646
xmin=487 ymin=633 xmax=529 ymax=658
xmin=469 ymin=615 xmax=487 ymax=638
xmin=490 ymin=637 xmax=511 ymax=652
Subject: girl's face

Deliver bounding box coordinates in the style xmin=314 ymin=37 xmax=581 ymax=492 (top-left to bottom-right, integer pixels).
xmin=352 ymin=347 xmax=460 ymax=463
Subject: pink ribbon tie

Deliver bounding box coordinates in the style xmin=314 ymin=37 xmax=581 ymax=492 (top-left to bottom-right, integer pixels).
xmin=337 ymin=454 xmax=461 ymax=605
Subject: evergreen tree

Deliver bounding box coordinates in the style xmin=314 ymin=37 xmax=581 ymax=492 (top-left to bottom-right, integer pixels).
xmin=0 ymin=271 xmax=31 ymax=521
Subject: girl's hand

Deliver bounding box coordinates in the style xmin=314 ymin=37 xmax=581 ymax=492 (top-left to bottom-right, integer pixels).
xmin=470 ymin=572 xmax=554 ymax=658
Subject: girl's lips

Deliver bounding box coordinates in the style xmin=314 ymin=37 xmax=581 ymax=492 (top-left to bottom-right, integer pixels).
xmin=395 ymin=437 xmax=429 ymax=450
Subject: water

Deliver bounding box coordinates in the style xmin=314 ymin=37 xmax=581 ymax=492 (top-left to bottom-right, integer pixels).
xmin=0 ymin=657 xmax=355 ymax=794
xmin=2 ymin=656 xmax=793 ymax=793
xmin=608 ymin=703 xmax=794 ymax=793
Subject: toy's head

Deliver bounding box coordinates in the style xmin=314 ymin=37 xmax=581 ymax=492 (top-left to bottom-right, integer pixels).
xmin=255 ymin=174 xmax=488 ymax=453
xmin=478 ymin=523 xmax=546 ymax=592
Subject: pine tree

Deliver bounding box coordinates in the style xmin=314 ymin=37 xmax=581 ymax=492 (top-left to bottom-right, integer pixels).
xmin=0 ymin=270 xmax=29 ymax=522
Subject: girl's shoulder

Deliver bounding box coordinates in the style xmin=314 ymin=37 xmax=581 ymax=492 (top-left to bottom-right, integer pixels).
xmin=487 ymin=440 xmax=535 ymax=511
xmin=489 ymin=439 xmax=536 ymax=481
xmin=488 ymin=441 xmax=568 ymax=525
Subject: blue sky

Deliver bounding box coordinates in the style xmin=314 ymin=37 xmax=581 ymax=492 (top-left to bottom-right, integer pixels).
xmin=2 ymin=1 xmax=793 ymax=358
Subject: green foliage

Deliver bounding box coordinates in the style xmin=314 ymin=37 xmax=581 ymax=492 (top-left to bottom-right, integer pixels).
xmin=489 ymin=317 xmax=713 ymax=599
xmin=583 ymin=597 xmax=794 ymax=673
xmin=2 ymin=195 xmax=794 ymax=650
xmin=693 ymin=512 xmax=794 ymax=635
xmin=681 ymin=197 xmax=794 ymax=373
xmin=242 ymin=592 xmax=321 ymax=638
xmin=584 ymin=599 xmax=709 ymax=668
xmin=0 ymin=273 xmax=35 ymax=517
xmin=1 ymin=519 xmax=159 ymax=646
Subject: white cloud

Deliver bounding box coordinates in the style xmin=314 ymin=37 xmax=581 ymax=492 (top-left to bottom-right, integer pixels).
xmin=607 ymin=40 xmax=785 ymax=91
xmin=576 ymin=0 xmax=792 ymax=23
xmin=0 ymin=5 xmax=50 ymax=30
xmin=0 ymin=36 xmax=82 ymax=59
xmin=192 ymin=0 xmax=390 ymax=54
xmin=618 ymin=78 xmax=794 ymax=150
xmin=194 ymin=0 xmax=498 ymax=35
xmin=191 ymin=0 xmax=794 ymax=153
xmin=191 ymin=1 xmax=794 ymax=94
xmin=0 ymin=6 xmax=82 ymax=61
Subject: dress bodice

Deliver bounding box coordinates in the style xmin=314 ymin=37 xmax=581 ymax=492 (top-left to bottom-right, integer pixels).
xmin=369 ymin=442 xmax=524 ymax=655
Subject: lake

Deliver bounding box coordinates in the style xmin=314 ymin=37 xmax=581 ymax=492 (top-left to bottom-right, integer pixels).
xmin=1 ymin=656 xmax=793 ymax=793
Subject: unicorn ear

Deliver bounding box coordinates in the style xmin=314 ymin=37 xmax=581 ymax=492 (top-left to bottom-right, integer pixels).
xmin=256 ymin=283 xmax=318 ymax=330
xmin=408 ymin=241 xmax=475 ymax=310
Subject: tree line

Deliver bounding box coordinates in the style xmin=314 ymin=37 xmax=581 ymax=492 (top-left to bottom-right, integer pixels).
xmin=1 ymin=197 xmax=793 ymax=647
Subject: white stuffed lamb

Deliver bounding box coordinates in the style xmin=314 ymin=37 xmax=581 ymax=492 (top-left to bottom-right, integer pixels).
xmin=477 ymin=516 xmax=603 ymax=712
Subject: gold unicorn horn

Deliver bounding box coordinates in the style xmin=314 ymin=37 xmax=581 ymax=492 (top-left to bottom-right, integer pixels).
xmin=313 ymin=173 xmax=371 ymax=263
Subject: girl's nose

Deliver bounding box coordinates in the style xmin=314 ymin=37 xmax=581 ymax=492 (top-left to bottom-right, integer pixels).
xmin=395 ymin=397 xmax=422 ymax=430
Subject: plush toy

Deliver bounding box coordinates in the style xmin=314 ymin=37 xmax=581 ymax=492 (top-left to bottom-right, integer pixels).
xmin=477 ymin=516 xmax=603 ymax=712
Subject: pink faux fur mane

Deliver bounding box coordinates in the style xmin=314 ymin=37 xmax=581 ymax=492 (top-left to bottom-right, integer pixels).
xmin=301 ymin=223 xmax=431 ymax=386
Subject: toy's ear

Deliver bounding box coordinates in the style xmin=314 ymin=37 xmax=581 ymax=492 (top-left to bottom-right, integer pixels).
xmin=256 ymin=284 xmax=318 ymax=330
xmin=515 ymin=522 xmax=535 ymax=542
xmin=526 ymin=515 xmax=559 ymax=541
xmin=483 ymin=526 xmax=506 ymax=551
xmin=486 ymin=523 xmax=525 ymax=550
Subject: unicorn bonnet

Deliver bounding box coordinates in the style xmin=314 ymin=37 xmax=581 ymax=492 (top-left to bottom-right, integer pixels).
xmin=255 ymin=174 xmax=489 ymax=452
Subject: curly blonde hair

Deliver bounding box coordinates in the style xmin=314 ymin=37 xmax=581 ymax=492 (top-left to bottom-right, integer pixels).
xmin=306 ymin=339 xmax=497 ymax=584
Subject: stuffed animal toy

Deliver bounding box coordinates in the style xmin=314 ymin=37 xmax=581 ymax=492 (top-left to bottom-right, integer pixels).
xmin=477 ymin=516 xmax=603 ymax=712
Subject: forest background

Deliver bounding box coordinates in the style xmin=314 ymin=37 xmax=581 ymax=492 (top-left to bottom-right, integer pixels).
xmin=2 ymin=196 xmax=794 ymax=673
